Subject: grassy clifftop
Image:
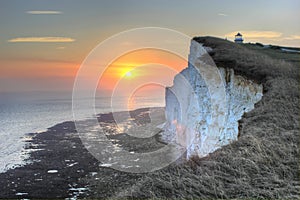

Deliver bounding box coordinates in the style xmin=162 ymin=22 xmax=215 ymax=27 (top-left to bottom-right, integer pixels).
xmin=194 ymin=36 xmax=299 ymax=83
xmin=127 ymin=37 xmax=299 ymax=198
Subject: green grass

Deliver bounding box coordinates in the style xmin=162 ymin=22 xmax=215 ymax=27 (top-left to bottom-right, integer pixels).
xmin=243 ymin=43 xmax=300 ymax=65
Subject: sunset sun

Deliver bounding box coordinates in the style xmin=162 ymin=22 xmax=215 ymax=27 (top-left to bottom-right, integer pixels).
xmin=125 ymin=71 xmax=132 ymax=77
xmin=121 ymin=67 xmax=135 ymax=78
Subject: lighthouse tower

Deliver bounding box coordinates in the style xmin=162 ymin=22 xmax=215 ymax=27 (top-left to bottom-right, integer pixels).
xmin=234 ymin=32 xmax=244 ymax=43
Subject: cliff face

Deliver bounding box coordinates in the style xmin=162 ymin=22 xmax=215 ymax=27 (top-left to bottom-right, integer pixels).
xmin=164 ymin=40 xmax=263 ymax=159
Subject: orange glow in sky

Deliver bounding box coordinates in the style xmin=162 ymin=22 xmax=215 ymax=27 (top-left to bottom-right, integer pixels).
xmin=0 ymin=59 xmax=79 ymax=78
xmin=97 ymin=48 xmax=187 ymax=92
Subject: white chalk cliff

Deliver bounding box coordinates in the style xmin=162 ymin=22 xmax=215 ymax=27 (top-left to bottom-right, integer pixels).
xmin=163 ymin=40 xmax=263 ymax=159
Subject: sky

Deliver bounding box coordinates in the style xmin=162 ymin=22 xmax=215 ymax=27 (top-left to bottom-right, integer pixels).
xmin=0 ymin=0 xmax=299 ymax=94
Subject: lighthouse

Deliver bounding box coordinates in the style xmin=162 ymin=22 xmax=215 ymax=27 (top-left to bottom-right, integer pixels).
xmin=234 ymin=32 xmax=244 ymax=43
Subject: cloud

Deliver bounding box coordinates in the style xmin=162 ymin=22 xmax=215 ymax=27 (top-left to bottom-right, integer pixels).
xmin=218 ymin=13 xmax=228 ymax=17
xmin=56 ymin=46 xmax=66 ymax=49
xmin=283 ymin=35 xmax=300 ymax=40
xmin=26 ymin=10 xmax=62 ymax=14
xmin=8 ymin=37 xmax=75 ymax=43
xmin=226 ymin=31 xmax=282 ymax=39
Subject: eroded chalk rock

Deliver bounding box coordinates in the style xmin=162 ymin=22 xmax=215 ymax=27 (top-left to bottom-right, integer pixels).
xmin=164 ymin=40 xmax=263 ymax=159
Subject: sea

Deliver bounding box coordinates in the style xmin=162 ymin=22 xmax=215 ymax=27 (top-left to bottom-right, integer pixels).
xmin=0 ymin=91 xmax=164 ymax=173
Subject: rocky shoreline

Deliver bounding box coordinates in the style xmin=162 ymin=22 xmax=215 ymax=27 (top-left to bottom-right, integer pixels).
xmin=0 ymin=107 xmax=165 ymax=199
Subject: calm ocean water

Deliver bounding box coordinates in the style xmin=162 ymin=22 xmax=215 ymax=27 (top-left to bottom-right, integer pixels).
xmin=0 ymin=92 xmax=164 ymax=173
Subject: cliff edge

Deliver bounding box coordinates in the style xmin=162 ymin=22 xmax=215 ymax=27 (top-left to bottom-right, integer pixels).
xmin=164 ymin=39 xmax=263 ymax=159
xmin=130 ymin=37 xmax=299 ymax=199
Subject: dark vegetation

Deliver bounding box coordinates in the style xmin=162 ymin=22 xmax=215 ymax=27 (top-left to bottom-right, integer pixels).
xmin=119 ymin=37 xmax=299 ymax=198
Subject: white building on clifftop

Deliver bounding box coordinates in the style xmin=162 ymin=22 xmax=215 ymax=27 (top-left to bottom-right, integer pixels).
xmin=234 ymin=32 xmax=244 ymax=43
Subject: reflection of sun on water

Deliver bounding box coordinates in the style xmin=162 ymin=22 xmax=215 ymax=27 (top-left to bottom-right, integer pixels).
xmin=127 ymin=84 xmax=165 ymax=111
xmin=128 ymin=96 xmax=136 ymax=111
